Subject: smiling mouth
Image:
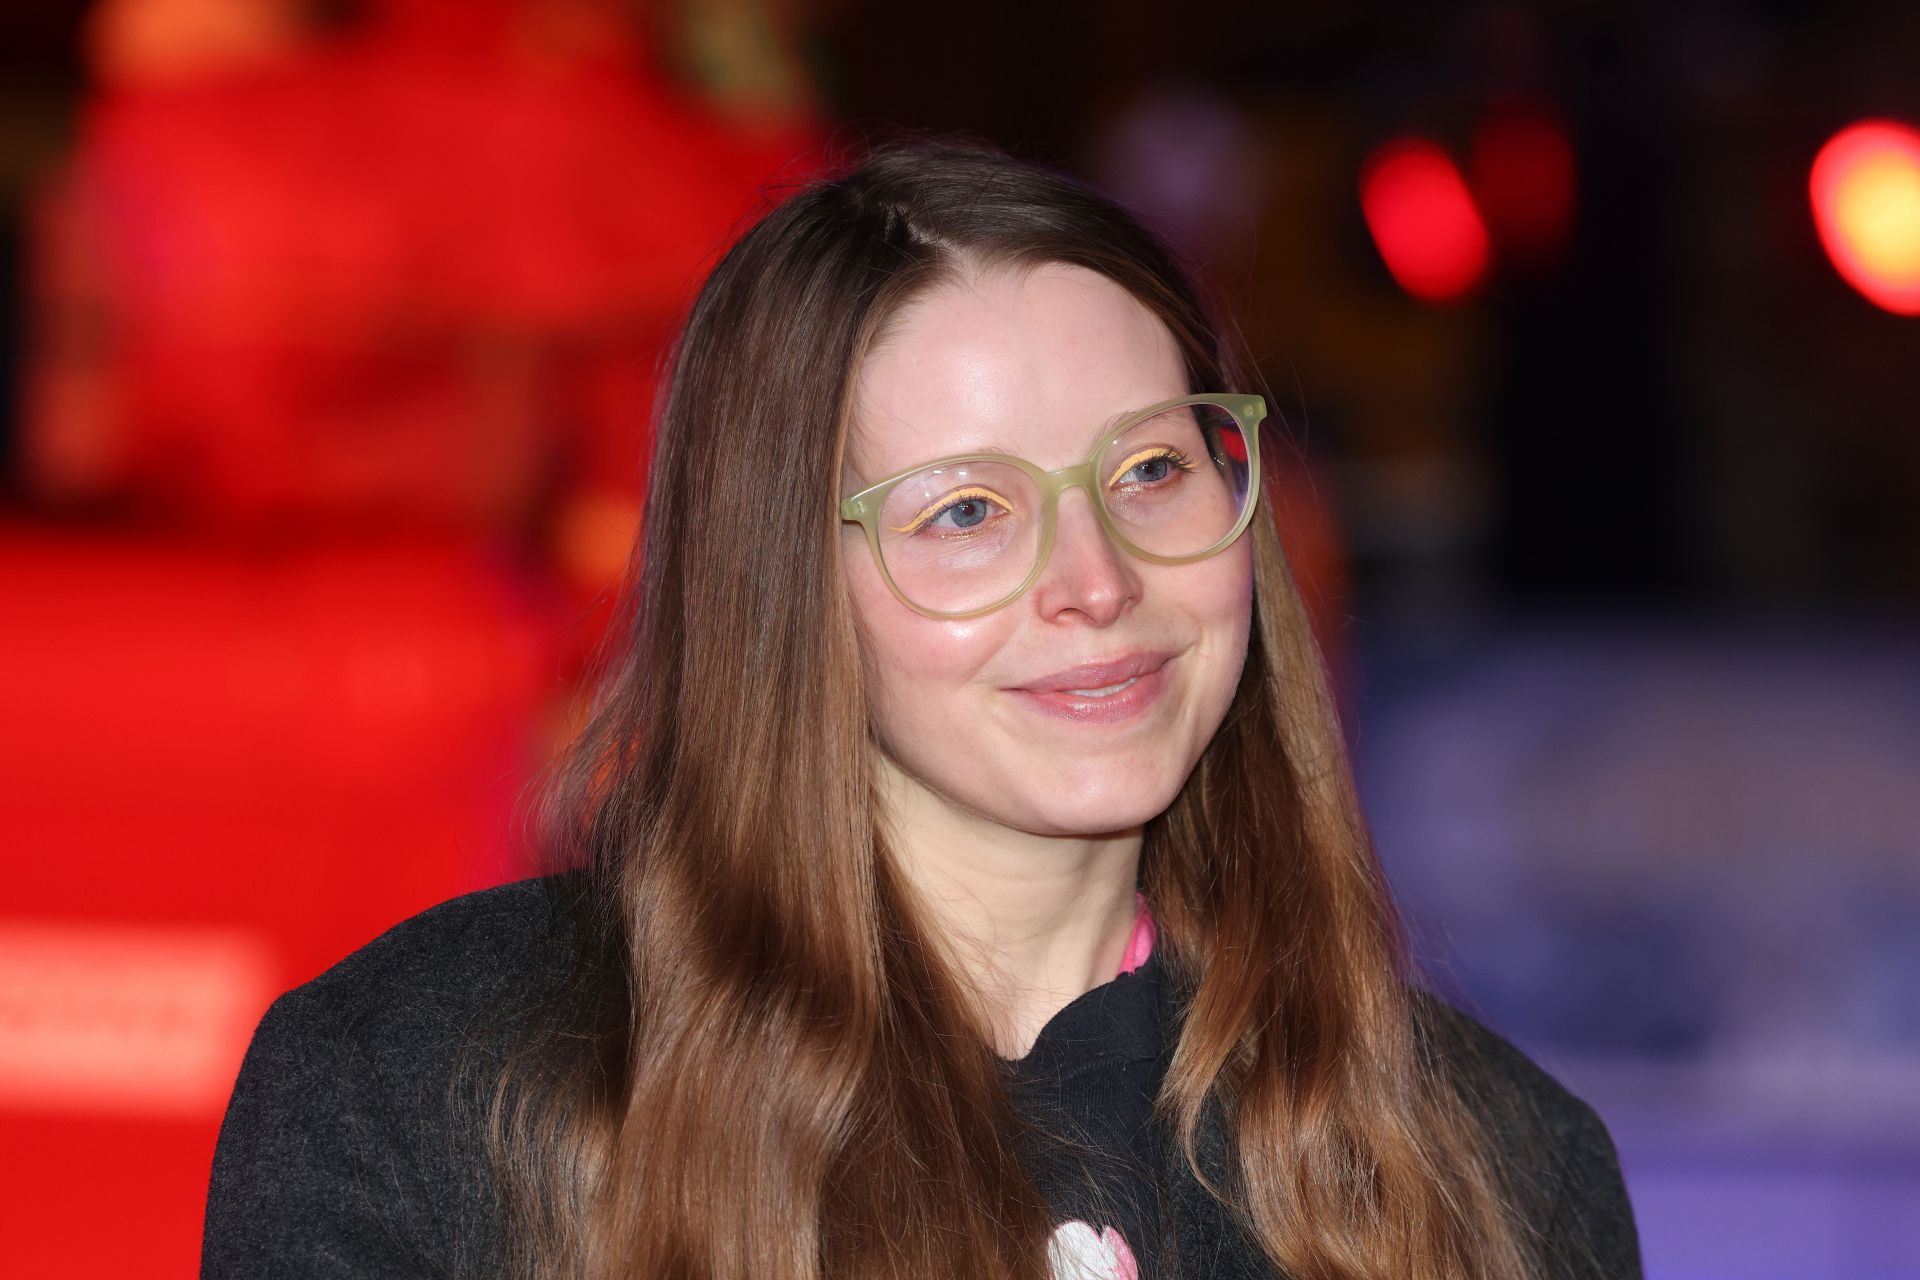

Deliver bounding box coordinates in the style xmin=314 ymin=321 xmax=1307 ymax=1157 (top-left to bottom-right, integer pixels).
xmin=1009 ymin=661 xmax=1170 ymax=726
xmin=1065 ymin=676 xmax=1140 ymax=697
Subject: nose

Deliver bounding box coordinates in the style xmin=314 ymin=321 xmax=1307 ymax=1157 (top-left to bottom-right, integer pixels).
xmin=1029 ymin=485 xmax=1140 ymax=624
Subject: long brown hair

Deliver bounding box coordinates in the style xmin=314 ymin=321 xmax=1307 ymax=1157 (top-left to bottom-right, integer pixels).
xmin=478 ymin=137 xmax=1555 ymax=1280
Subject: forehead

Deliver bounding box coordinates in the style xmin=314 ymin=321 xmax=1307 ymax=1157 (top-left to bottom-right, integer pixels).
xmin=847 ymin=263 xmax=1189 ymax=480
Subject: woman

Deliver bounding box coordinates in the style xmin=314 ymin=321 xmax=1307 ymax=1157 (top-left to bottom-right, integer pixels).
xmin=202 ymin=139 xmax=1642 ymax=1280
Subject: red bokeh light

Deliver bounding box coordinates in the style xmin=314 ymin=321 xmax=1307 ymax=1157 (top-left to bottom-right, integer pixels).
xmin=1810 ymin=119 xmax=1920 ymax=316
xmin=1360 ymin=137 xmax=1492 ymax=305
xmin=1470 ymin=99 xmax=1577 ymax=266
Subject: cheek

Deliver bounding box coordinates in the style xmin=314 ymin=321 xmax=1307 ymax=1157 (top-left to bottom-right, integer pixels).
xmin=1218 ymin=540 xmax=1255 ymax=616
xmin=842 ymin=533 xmax=1008 ymax=748
xmin=1191 ymin=541 xmax=1255 ymax=649
xmin=1185 ymin=543 xmax=1256 ymax=712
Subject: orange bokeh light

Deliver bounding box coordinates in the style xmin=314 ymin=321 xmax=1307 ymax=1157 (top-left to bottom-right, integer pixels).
xmin=1810 ymin=120 xmax=1920 ymax=316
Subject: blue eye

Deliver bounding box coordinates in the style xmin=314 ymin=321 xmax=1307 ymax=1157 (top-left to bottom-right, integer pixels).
xmin=1115 ymin=449 xmax=1197 ymax=487
xmin=890 ymin=485 xmax=1015 ymax=536
xmin=933 ymin=497 xmax=996 ymax=529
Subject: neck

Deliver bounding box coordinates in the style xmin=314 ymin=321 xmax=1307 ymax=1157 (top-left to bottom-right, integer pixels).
xmin=878 ymin=757 xmax=1143 ymax=1059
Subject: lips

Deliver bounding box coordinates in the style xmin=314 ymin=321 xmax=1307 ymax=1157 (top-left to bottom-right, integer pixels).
xmin=1008 ymin=651 xmax=1174 ymax=726
xmin=1017 ymin=651 xmax=1172 ymax=695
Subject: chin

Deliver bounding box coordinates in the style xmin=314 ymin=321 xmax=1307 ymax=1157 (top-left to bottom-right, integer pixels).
xmin=1005 ymin=762 xmax=1188 ymax=836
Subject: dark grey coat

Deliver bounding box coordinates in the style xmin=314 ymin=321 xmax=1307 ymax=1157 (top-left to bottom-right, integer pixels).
xmin=202 ymin=877 xmax=1643 ymax=1278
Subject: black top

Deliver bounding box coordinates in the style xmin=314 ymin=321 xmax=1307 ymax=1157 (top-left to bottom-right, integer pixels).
xmin=202 ymin=876 xmax=1644 ymax=1279
xmin=999 ymin=928 xmax=1171 ymax=1277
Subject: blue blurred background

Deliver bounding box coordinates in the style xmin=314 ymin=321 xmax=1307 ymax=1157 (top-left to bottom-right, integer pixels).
xmin=0 ymin=2 xmax=1914 ymax=1275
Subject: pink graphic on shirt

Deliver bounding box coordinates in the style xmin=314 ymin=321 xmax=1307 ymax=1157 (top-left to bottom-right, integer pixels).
xmin=1047 ymin=1220 xmax=1140 ymax=1280
xmin=1116 ymin=891 xmax=1156 ymax=976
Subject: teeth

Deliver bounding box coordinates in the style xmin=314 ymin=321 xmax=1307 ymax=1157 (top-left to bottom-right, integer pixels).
xmin=1066 ymin=676 xmax=1139 ymax=697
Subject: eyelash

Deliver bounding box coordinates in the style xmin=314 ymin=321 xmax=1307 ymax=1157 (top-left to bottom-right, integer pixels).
xmin=892 ymin=486 xmax=1012 ymax=536
xmin=1108 ymin=447 xmax=1199 ymax=488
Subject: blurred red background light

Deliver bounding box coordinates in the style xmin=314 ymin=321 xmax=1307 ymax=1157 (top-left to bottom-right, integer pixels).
xmin=1360 ymin=137 xmax=1492 ymax=304
xmin=1810 ymin=119 xmax=1920 ymax=316
xmin=1470 ymin=99 xmax=1577 ymax=266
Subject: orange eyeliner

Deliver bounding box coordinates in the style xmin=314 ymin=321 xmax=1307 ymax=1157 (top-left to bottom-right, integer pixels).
xmin=888 ymin=485 xmax=1015 ymax=534
xmin=1104 ymin=447 xmax=1195 ymax=489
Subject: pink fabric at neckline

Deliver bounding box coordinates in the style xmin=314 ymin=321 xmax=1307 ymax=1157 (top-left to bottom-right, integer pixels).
xmin=1116 ymin=890 xmax=1156 ymax=976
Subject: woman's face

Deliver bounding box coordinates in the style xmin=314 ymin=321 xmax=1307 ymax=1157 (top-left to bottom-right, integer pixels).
xmin=842 ymin=262 xmax=1254 ymax=838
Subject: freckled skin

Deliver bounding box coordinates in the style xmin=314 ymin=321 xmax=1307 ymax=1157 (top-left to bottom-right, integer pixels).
xmin=842 ymin=263 xmax=1254 ymax=841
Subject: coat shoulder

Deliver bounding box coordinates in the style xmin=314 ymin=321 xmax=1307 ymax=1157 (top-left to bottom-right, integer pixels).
xmin=287 ymin=874 xmax=573 ymax=1045
xmin=1410 ymin=988 xmax=1646 ymax=1279
xmin=203 ymin=876 xmax=579 ymax=1278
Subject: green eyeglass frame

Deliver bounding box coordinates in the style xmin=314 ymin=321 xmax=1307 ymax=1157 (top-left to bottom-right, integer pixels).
xmin=838 ymin=392 xmax=1266 ymax=620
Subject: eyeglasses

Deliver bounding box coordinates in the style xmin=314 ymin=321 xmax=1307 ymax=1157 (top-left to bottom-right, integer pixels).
xmin=840 ymin=393 xmax=1265 ymax=619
